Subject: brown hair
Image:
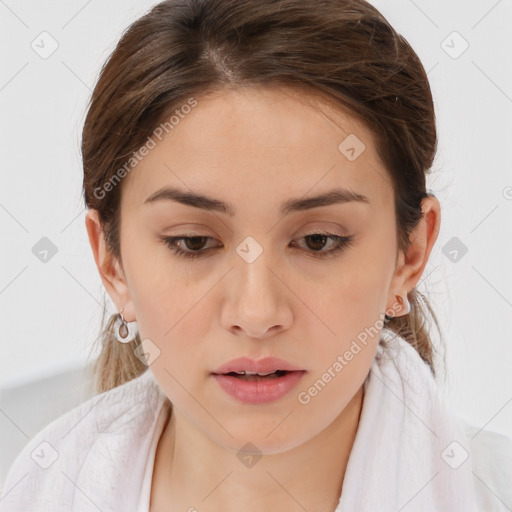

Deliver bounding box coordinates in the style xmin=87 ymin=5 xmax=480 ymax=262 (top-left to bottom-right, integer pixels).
xmin=82 ymin=0 xmax=444 ymax=394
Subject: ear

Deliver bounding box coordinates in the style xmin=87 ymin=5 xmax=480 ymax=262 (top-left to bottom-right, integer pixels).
xmin=85 ymin=209 xmax=136 ymax=322
xmin=387 ymin=195 xmax=441 ymax=314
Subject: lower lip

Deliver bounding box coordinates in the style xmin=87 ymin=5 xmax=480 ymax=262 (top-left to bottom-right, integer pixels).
xmin=211 ymin=371 xmax=306 ymax=404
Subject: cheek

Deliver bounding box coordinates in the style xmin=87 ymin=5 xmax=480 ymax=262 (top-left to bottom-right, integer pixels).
xmin=288 ymin=252 xmax=390 ymax=386
xmin=298 ymin=340 xmax=374 ymax=413
xmin=293 ymin=274 xmax=381 ymax=417
xmin=297 ymin=256 xmax=388 ymax=333
xmin=121 ymin=231 xmax=194 ymax=332
xmin=131 ymin=282 xmax=200 ymax=348
xmin=127 ymin=265 xmax=215 ymax=376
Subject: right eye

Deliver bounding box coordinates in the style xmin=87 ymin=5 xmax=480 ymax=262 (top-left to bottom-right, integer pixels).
xmin=159 ymin=235 xmax=220 ymax=259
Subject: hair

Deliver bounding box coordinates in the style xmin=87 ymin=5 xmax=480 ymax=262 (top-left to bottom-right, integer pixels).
xmin=82 ymin=0 xmax=444 ymax=394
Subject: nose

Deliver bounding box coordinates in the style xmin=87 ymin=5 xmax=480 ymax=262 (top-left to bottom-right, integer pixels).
xmin=220 ymin=252 xmax=293 ymax=339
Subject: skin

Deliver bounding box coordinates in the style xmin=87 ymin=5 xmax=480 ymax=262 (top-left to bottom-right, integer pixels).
xmin=86 ymin=86 xmax=440 ymax=512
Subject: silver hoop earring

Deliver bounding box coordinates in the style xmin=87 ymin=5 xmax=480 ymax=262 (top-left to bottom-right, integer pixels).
xmin=114 ymin=307 xmax=138 ymax=343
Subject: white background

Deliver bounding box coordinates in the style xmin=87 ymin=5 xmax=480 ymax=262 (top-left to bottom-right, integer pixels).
xmin=1 ymin=0 xmax=511 ymax=443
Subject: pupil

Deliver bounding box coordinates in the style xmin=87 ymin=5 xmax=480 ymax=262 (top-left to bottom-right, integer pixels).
xmin=185 ymin=236 xmax=207 ymax=250
xmin=306 ymin=234 xmax=327 ymax=251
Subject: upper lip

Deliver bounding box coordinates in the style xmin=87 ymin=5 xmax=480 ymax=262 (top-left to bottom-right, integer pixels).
xmin=212 ymin=357 xmax=305 ymax=375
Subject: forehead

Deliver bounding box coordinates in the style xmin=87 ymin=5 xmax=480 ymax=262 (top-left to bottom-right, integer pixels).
xmin=121 ymin=86 xmax=393 ymax=215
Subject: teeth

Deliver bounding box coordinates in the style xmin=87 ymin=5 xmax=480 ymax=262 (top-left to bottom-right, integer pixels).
xmin=233 ymin=370 xmax=279 ymax=376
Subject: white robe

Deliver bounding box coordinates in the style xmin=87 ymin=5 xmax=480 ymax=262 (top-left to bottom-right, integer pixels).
xmin=1 ymin=328 xmax=510 ymax=511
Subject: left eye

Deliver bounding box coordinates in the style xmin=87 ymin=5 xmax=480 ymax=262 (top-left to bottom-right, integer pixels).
xmin=159 ymin=233 xmax=354 ymax=260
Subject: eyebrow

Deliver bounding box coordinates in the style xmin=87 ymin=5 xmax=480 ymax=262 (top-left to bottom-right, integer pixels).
xmin=144 ymin=186 xmax=370 ymax=216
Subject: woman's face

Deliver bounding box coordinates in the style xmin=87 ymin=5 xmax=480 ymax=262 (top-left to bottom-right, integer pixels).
xmin=89 ymin=86 xmax=438 ymax=453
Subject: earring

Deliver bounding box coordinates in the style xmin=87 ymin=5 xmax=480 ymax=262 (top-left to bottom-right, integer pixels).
xmin=384 ymin=292 xmax=411 ymax=323
xmin=397 ymin=293 xmax=411 ymax=315
xmin=114 ymin=306 xmax=138 ymax=343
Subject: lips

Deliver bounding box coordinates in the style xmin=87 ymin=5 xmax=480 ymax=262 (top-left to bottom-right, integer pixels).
xmin=212 ymin=368 xmax=306 ymax=404
xmin=212 ymin=356 xmax=305 ymax=376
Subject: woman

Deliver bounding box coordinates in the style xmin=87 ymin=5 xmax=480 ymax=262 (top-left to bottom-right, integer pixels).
xmin=1 ymin=0 xmax=510 ymax=510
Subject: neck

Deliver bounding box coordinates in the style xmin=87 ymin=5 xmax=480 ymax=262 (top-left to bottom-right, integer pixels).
xmin=151 ymin=385 xmax=364 ymax=512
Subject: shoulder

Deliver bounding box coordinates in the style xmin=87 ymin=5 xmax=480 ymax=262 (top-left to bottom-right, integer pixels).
xmin=0 ymin=369 xmax=167 ymax=512
xmin=461 ymin=419 xmax=512 ymax=511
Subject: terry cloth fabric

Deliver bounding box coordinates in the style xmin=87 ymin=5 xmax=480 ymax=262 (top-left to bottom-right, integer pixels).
xmin=336 ymin=328 xmax=512 ymax=512
xmin=0 ymin=368 xmax=171 ymax=512
xmin=1 ymin=328 xmax=511 ymax=511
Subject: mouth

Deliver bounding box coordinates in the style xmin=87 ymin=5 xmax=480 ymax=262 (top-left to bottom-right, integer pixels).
xmin=212 ymin=356 xmax=305 ymax=376
xmin=214 ymin=370 xmax=294 ymax=381
xmin=211 ymin=369 xmax=307 ymax=404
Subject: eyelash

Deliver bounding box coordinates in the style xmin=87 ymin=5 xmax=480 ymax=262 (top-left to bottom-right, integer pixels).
xmin=159 ymin=232 xmax=355 ymax=260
